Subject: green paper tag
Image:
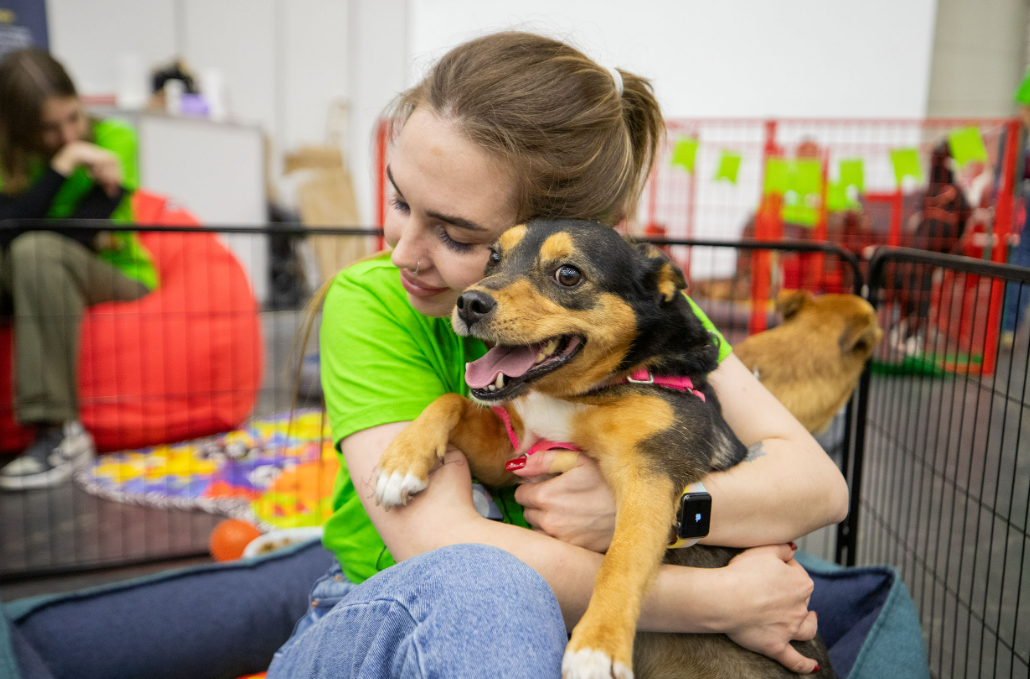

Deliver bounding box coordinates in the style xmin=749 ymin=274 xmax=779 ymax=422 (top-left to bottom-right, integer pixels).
xmin=827 ymin=181 xmax=860 ymax=212
xmin=1016 ymin=68 xmax=1030 ymax=105
xmin=764 ymin=157 xmax=788 ymax=194
xmin=714 ymin=151 xmax=741 ymax=183
xmin=791 ymin=159 xmax=822 ymax=197
xmin=948 ymin=127 xmax=988 ymax=167
xmin=670 ymin=137 xmax=699 ymax=173
xmin=839 ymin=158 xmax=864 ymax=192
xmin=890 ymin=148 xmax=923 ymax=185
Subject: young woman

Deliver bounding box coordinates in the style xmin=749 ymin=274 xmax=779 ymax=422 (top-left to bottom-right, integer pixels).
xmin=269 ymin=32 xmax=847 ymax=677
xmin=0 ymin=48 xmax=157 ymax=490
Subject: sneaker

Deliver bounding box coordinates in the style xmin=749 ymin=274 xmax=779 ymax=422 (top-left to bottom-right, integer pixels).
xmin=888 ymin=320 xmax=909 ymax=352
xmin=0 ymin=422 xmax=95 ymax=490
xmin=902 ymin=334 xmax=924 ymax=357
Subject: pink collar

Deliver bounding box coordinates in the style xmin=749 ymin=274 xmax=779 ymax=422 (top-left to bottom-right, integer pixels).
xmin=492 ymin=369 xmax=704 ymax=457
xmin=620 ymin=369 xmax=706 ymax=402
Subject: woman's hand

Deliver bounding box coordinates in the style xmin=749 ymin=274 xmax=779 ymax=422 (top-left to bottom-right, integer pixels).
xmin=720 ymin=544 xmax=820 ymax=675
xmin=51 ymin=141 xmax=123 ymax=196
xmin=511 ymin=451 xmax=616 ymax=553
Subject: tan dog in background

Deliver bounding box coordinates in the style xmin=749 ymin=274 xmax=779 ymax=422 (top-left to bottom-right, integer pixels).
xmin=734 ymin=291 xmax=882 ymax=434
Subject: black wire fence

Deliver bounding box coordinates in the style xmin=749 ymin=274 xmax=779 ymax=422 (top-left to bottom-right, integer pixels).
xmin=857 ymin=248 xmax=1030 ymax=679
xmin=0 ymin=223 xmax=1028 ymax=679
xmin=0 ymin=222 xmax=378 ymax=581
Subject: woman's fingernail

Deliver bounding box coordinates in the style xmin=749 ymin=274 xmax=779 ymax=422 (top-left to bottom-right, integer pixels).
xmin=789 ymin=541 xmax=798 ymax=550
xmin=505 ymin=457 xmax=527 ymax=471
xmin=812 ymin=665 xmax=820 ymax=674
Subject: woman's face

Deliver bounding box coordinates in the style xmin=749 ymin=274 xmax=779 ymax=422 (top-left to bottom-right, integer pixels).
xmin=384 ymin=108 xmax=518 ymax=317
xmin=39 ymin=96 xmax=87 ymax=154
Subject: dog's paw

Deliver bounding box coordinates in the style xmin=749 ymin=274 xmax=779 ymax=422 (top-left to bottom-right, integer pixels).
xmin=373 ymin=469 xmax=428 ymax=508
xmin=561 ymin=648 xmax=633 ymax=679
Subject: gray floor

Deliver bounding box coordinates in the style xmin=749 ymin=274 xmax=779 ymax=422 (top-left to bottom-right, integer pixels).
xmin=0 ymin=310 xmax=318 ymax=595
xmin=857 ymin=331 xmax=1030 ymax=679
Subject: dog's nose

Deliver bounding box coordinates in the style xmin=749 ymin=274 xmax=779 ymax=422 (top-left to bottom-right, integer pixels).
xmin=456 ymin=290 xmax=497 ymax=327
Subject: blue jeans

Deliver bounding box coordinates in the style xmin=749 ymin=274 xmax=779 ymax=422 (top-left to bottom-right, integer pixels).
xmin=267 ymin=544 xmax=568 ymax=679
xmin=1004 ymin=191 xmax=1030 ymax=332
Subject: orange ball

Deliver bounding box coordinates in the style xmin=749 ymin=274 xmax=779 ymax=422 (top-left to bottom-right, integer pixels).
xmin=209 ymin=518 xmax=263 ymax=561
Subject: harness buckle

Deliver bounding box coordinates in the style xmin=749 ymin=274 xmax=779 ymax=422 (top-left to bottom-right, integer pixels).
xmin=626 ymin=371 xmax=654 ymax=384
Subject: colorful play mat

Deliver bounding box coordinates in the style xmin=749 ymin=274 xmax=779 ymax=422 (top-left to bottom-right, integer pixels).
xmin=74 ymin=409 xmax=338 ymax=531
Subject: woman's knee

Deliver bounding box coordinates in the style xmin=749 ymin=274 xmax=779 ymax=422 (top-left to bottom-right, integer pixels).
xmin=10 ymin=231 xmax=69 ymax=276
xmin=357 ymin=544 xmax=564 ymax=631
xmin=271 ymin=546 xmax=567 ymax=679
xmin=400 ymin=544 xmax=556 ymax=605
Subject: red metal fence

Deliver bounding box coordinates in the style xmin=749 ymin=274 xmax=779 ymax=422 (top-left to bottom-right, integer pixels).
xmin=375 ymin=116 xmax=1022 ymax=375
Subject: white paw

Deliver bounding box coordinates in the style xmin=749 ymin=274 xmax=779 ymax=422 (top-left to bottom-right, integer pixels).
xmin=561 ymin=648 xmax=633 ymax=679
xmin=374 ymin=470 xmax=427 ymax=507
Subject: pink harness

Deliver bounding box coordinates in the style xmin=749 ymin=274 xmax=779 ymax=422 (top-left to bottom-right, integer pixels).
xmin=492 ymin=369 xmax=705 ymax=456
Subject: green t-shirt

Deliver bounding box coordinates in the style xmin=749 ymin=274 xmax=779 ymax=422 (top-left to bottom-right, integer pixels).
xmin=321 ymin=253 xmax=732 ymax=584
xmin=1 ymin=119 xmax=158 ymax=290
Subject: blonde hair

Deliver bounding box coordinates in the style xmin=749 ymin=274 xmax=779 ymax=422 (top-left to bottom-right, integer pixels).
xmin=387 ymin=31 xmax=665 ymax=226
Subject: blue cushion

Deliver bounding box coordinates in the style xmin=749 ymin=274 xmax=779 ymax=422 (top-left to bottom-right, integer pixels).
xmin=2 ymin=539 xmax=334 ymax=679
xmin=797 ymin=552 xmax=930 ymax=679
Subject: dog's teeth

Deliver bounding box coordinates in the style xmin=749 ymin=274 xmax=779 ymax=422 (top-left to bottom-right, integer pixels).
xmin=536 ymin=351 xmax=546 ymax=364
xmin=545 ymin=338 xmax=559 ymax=355
xmin=495 ymin=373 xmax=505 ymax=389
xmin=487 ymin=384 xmax=496 ymax=392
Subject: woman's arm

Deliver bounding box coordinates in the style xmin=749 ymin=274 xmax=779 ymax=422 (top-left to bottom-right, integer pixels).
xmin=0 ymin=142 xmax=124 ymax=224
xmin=702 ymin=354 xmax=850 ymax=546
xmin=71 ymin=184 xmax=127 ymax=219
xmin=343 ymin=421 xmax=820 ymax=673
xmin=0 ymin=167 xmax=66 ymax=221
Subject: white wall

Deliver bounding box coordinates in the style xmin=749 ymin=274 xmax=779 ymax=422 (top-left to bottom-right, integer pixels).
xmin=46 ymin=0 xmax=177 ymax=96
xmin=926 ymin=0 xmax=1027 ymax=116
xmin=408 ymin=0 xmax=939 ymax=119
xmin=347 ymin=0 xmax=409 ymax=226
xmin=45 ymin=0 xmax=349 ymax=177
xmin=282 ymin=0 xmax=350 ymax=152
xmin=180 ymin=0 xmax=277 ymax=137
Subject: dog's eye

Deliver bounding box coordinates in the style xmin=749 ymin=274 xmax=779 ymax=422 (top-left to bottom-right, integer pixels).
xmin=555 ymin=265 xmax=582 ymax=287
xmin=488 ymin=249 xmax=501 ymax=267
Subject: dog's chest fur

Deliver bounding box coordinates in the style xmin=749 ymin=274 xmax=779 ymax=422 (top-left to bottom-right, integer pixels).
xmin=510 ymin=391 xmax=592 ymax=452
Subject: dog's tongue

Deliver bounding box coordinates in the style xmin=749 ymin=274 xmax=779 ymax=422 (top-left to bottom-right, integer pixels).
xmin=466 ymin=343 xmax=543 ymax=389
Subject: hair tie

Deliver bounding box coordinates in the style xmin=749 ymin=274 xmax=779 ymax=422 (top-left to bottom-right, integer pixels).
xmin=605 ymin=65 xmax=624 ymax=97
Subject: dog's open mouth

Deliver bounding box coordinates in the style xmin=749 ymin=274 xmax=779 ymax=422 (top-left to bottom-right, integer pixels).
xmin=465 ymin=335 xmax=584 ymax=401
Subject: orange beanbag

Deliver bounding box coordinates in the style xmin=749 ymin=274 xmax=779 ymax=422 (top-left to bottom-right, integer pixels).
xmin=0 ymin=192 xmax=263 ymax=453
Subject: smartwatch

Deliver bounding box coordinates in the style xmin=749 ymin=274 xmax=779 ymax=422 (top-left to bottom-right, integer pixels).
xmin=669 ymin=480 xmax=711 ymax=548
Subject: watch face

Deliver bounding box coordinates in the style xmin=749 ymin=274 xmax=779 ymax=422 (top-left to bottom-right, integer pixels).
xmin=678 ymin=492 xmax=712 ymax=540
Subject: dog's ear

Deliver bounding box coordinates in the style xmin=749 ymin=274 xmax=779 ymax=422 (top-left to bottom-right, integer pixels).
xmin=634 ymin=242 xmax=686 ymax=303
xmin=776 ymin=290 xmax=811 ymax=320
xmin=839 ymin=315 xmax=882 ymax=357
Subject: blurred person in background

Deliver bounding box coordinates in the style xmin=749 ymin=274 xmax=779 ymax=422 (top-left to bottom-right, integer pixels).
xmin=891 ymin=140 xmax=972 ymax=354
xmin=1001 ymin=69 xmax=1030 ymax=347
xmin=0 ymin=48 xmax=158 ymax=490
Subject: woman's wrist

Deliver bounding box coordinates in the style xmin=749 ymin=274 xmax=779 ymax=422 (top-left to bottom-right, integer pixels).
xmin=641 ymin=563 xmax=737 ymax=634
xmin=50 ymin=143 xmax=82 ymax=177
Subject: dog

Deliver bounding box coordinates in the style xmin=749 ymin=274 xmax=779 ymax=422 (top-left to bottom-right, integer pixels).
xmin=734 ymin=291 xmax=882 ymax=434
xmin=373 ymin=220 xmax=834 ymax=679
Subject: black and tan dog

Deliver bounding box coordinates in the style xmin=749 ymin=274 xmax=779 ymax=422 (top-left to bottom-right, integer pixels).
xmin=374 ymin=220 xmax=834 ymax=679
